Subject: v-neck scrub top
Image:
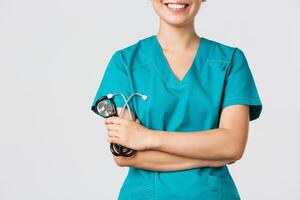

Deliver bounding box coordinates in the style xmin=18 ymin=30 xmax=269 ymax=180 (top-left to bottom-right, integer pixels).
xmin=91 ymin=35 xmax=263 ymax=200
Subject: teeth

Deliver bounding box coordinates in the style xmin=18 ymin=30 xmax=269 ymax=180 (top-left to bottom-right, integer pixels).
xmin=167 ymin=3 xmax=186 ymax=9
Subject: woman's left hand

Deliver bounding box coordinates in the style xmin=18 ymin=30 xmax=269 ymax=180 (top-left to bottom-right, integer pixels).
xmin=104 ymin=116 xmax=155 ymax=151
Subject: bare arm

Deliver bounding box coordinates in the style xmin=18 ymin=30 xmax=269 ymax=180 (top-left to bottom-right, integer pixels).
xmin=149 ymin=105 xmax=250 ymax=161
xmin=116 ymin=149 xmax=236 ymax=171
xmin=110 ymin=108 xmax=237 ymax=171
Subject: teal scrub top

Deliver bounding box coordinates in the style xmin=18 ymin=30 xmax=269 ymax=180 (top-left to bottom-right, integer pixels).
xmin=91 ymin=35 xmax=263 ymax=200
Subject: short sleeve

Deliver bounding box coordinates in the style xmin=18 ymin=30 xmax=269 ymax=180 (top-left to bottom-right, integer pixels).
xmin=90 ymin=50 xmax=132 ymax=115
xmin=221 ymin=48 xmax=263 ymax=121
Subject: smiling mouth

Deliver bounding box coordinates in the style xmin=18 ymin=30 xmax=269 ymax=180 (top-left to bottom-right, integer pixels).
xmin=163 ymin=2 xmax=190 ymax=12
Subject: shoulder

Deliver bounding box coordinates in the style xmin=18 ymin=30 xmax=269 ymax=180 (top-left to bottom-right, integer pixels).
xmin=204 ymin=37 xmax=247 ymax=64
xmin=111 ymin=35 xmax=154 ymax=69
xmin=110 ymin=36 xmax=248 ymax=68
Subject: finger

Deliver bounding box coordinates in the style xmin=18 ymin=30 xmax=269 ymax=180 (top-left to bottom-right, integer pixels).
xmin=105 ymin=116 xmax=126 ymax=125
xmin=107 ymin=130 xmax=119 ymax=138
xmin=105 ymin=123 xmax=120 ymax=132
xmin=107 ymin=136 xmax=119 ymax=144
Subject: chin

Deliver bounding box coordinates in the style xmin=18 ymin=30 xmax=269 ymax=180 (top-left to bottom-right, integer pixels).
xmin=164 ymin=17 xmax=191 ymax=27
xmin=160 ymin=12 xmax=193 ymax=27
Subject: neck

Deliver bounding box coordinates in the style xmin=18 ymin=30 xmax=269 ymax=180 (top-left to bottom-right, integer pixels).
xmin=156 ymin=19 xmax=200 ymax=52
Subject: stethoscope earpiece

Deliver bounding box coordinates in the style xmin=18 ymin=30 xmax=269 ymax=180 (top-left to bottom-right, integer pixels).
xmin=141 ymin=95 xmax=147 ymax=100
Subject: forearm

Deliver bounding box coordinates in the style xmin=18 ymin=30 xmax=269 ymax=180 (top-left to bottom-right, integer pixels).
xmin=150 ymin=128 xmax=245 ymax=160
xmin=114 ymin=149 xmax=237 ymax=172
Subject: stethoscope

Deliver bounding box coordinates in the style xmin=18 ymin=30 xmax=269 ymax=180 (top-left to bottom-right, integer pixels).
xmin=92 ymin=92 xmax=148 ymax=157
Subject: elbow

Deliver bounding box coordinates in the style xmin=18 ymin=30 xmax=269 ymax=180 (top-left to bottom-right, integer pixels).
xmin=113 ymin=154 xmax=136 ymax=167
xmin=235 ymin=150 xmax=244 ymax=160
xmin=113 ymin=156 xmax=130 ymax=167
xmin=113 ymin=156 xmax=125 ymax=167
xmin=225 ymin=145 xmax=245 ymax=161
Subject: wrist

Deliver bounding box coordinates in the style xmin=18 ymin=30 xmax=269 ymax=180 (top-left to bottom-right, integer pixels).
xmin=146 ymin=129 xmax=163 ymax=150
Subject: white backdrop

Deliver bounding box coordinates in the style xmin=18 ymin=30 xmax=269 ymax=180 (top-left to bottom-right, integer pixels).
xmin=0 ymin=0 xmax=299 ymax=199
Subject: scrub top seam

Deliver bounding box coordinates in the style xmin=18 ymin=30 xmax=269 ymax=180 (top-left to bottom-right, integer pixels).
xmin=115 ymin=50 xmax=130 ymax=75
xmin=206 ymin=60 xmax=231 ymax=64
xmin=131 ymin=59 xmax=153 ymax=70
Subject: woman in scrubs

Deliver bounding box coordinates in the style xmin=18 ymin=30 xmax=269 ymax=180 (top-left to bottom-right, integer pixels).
xmin=91 ymin=0 xmax=263 ymax=199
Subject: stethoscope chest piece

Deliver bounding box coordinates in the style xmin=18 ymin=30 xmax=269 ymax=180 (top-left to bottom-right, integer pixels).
xmin=92 ymin=96 xmax=118 ymax=118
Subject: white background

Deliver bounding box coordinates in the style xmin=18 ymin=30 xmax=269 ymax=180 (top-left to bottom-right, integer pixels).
xmin=0 ymin=0 xmax=299 ymax=199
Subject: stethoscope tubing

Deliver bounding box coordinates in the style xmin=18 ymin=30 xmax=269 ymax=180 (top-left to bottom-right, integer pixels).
xmin=107 ymin=92 xmax=147 ymax=157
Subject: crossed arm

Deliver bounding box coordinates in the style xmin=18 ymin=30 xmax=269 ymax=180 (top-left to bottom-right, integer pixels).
xmin=109 ymin=105 xmax=249 ymax=172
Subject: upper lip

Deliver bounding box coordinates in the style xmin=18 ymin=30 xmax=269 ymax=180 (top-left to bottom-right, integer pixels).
xmin=163 ymin=1 xmax=190 ymax=5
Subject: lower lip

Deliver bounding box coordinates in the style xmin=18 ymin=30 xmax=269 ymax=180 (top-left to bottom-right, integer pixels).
xmin=164 ymin=4 xmax=189 ymax=13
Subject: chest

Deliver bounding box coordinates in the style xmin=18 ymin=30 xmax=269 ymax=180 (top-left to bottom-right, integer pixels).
xmin=162 ymin=50 xmax=196 ymax=81
xmin=127 ymin=59 xmax=229 ymax=131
